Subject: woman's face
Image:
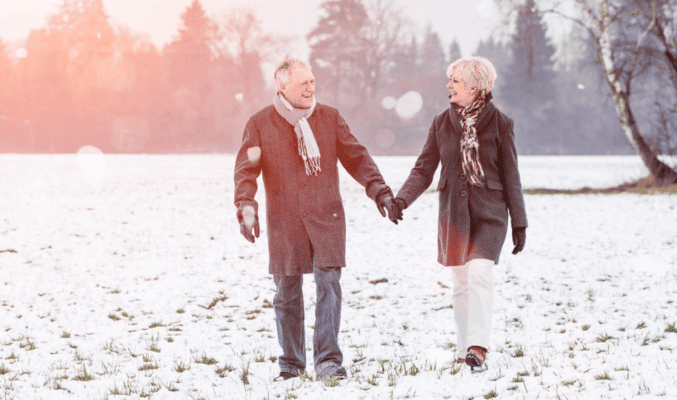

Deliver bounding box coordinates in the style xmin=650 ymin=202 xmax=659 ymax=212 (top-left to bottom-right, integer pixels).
xmin=447 ymin=73 xmax=476 ymax=107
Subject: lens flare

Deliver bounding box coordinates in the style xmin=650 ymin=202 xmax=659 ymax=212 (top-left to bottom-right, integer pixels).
xmin=395 ymin=91 xmax=423 ymax=119
xmin=381 ymin=96 xmax=397 ymax=110
xmin=76 ymin=145 xmax=106 ymax=183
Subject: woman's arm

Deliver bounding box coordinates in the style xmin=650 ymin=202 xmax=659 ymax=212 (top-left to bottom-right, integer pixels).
xmin=396 ymin=117 xmax=442 ymax=209
xmin=498 ymin=114 xmax=528 ymax=228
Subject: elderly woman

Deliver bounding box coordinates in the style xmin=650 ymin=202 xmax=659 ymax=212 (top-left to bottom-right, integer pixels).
xmin=395 ymin=56 xmax=528 ymax=372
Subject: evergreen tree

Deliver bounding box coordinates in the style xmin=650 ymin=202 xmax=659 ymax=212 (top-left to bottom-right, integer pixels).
xmin=0 ymin=40 xmax=12 ymax=115
xmin=474 ymin=37 xmax=511 ymax=108
xmin=164 ymin=0 xmax=214 ymax=90
xmin=418 ymin=26 xmax=449 ymax=122
xmin=448 ymin=38 xmax=462 ymax=64
xmin=307 ymin=0 xmax=370 ymax=109
xmin=500 ymin=0 xmax=558 ymax=154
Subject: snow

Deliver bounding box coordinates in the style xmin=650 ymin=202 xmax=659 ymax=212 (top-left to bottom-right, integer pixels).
xmin=1 ymin=154 xmax=676 ymax=400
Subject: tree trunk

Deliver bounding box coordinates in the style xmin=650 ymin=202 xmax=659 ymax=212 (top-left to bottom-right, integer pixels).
xmin=593 ymin=2 xmax=677 ymax=184
xmin=612 ymin=91 xmax=677 ymax=184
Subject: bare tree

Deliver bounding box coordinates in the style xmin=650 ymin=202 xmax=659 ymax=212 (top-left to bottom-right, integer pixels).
xmin=549 ymin=0 xmax=677 ymax=183
xmin=362 ymin=0 xmax=413 ymax=103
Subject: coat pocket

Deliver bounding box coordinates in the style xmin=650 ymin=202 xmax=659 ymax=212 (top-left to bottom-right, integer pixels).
xmin=437 ymin=177 xmax=447 ymax=191
xmin=486 ymin=178 xmax=504 ymax=191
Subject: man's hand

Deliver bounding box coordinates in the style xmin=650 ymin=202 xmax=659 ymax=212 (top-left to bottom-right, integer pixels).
xmin=512 ymin=227 xmax=526 ymax=255
xmin=240 ymin=206 xmax=260 ymax=243
xmin=377 ymin=194 xmax=402 ymax=225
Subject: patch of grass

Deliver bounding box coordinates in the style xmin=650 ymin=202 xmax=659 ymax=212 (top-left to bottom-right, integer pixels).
xmin=176 ymin=309 xmax=185 ymax=314
xmin=596 ymin=333 xmax=615 ymax=343
xmin=148 ymin=321 xmax=165 ymax=329
xmin=523 ymin=176 xmax=677 ymax=195
xmin=484 ymin=390 xmax=498 ymax=399
xmin=369 ymin=295 xmax=383 ymax=300
xmin=73 ymin=366 xmax=94 ymax=381
xmin=108 ymin=314 xmax=120 ymax=321
xmin=60 ymin=332 xmax=70 ymax=339
xmin=138 ymin=363 xmax=159 ymax=371
xmin=582 ymin=324 xmax=591 ymax=331
xmin=19 ymin=340 xmax=36 ymax=351
xmin=194 ymin=354 xmax=218 ymax=365
xmin=0 ymin=364 xmax=9 ymax=375
xmin=174 ymin=361 xmax=189 ymax=373
xmin=206 ymin=295 xmax=229 ymax=310
xmin=216 ymin=363 xmax=235 ymax=378
xmin=262 ymin=299 xmax=273 ymax=309
xmin=240 ymin=361 xmax=251 ymax=385
xmin=369 ymin=278 xmax=388 ymax=285
xmin=595 ymin=371 xmax=612 ymax=380
xmin=512 ymin=347 xmax=525 ymax=358
xmin=666 ymin=322 xmax=677 ymax=333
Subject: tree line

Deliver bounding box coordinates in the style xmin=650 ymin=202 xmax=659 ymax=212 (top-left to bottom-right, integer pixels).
xmin=0 ymin=0 xmax=675 ymax=169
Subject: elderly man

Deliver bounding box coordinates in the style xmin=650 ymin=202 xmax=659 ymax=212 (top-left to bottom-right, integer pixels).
xmin=234 ymin=57 xmax=399 ymax=381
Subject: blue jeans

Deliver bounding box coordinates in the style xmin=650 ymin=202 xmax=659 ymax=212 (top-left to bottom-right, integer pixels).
xmin=273 ymin=265 xmax=343 ymax=375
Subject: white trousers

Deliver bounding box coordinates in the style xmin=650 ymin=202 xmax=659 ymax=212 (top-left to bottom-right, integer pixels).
xmin=452 ymin=258 xmax=494 ymax=358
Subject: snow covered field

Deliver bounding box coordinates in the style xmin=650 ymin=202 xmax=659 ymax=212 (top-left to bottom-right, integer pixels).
xmin=1 ymin=154 xmax=676 ymax=400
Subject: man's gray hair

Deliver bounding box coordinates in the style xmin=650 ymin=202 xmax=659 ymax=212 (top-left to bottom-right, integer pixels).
xmin=274 ymin=57 xmax=312 ymax=88
xmin=446 ymin=56 xmax=497 ymax=95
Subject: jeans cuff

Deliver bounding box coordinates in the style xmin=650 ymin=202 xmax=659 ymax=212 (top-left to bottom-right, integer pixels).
xmin=280 ymin=367 xmax=304 ymax=376
xmin=315 ymin=360 xmax=339 ymax=377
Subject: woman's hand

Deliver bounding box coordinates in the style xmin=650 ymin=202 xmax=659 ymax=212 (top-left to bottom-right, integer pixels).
xmin=512 ymin=227 xmax=526 ymax=254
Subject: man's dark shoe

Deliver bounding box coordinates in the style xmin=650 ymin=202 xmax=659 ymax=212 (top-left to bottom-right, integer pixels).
xmin=273 ymin=371 xmax=298 ymax=382
xmin=330 ymin=366 xmax=347 ymax=380
xmin=316 ymin=362 xmax=347 ymax=380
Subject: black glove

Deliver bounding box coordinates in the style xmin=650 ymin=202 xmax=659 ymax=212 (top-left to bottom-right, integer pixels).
xmin=240 ymin=212 xmax=260 ymax=243
xmin=377 ymin=193 xmax=402 ymax=225
xmin=512 ymin=227 xmax=526 ymax=255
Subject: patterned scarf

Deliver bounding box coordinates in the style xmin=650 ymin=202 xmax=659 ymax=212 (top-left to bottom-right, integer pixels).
xmin=273 ymin=93 xmax=321 ymax=176
xmin=457 ymin=94 xmax=487 ymax=187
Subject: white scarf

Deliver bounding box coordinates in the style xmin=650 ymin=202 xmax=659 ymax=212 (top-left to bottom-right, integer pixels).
xmin=273 ymin=93 xmax=321 ymax=176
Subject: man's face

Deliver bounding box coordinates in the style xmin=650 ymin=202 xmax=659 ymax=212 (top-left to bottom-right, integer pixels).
xmin=280 ymin=66 xmax=315 ymax=109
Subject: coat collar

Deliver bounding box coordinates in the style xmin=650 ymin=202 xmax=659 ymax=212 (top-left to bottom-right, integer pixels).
xmin=271 ymin=105 xmax=299 ymax=147
xmin=447 ymin=100 xmax=496 ymax=136
xmin=271 ymin=103 xmax=322 ymax=146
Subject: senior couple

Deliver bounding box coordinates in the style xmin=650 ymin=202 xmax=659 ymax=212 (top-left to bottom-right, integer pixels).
xmin=233 ymin=56 xmax=528 ymax=381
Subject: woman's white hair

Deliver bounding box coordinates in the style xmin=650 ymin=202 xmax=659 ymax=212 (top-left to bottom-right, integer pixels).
xmin=446 ymin=56 xmax=497 ymax=95
xmin=274 ymin=57 xmax=312 ymax=89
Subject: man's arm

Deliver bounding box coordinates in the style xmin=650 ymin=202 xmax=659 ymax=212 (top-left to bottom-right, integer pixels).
xmin=335 ymin=112 xmax=390 ymax=201
xmin=234 ymin=120 xmax=263 ymax=241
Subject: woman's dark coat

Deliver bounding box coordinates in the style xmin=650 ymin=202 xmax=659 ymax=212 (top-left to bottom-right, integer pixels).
xmin=234 ymin=103 xmax=389 ymax=275
xmin=397 ymin=101 xmax=528 ymax=267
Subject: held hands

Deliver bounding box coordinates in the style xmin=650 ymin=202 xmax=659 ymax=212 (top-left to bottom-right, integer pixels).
xmin=240 ymin=206 xmax=260 ymax=243
xmin=377 ymin=193 xmax=403 ymax=225
xmin=512 ymin=227 xmax=526 ymax=255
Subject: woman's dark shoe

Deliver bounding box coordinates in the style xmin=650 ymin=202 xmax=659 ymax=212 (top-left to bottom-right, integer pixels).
xmin=466 ymin=346 xmax=487 ymax=372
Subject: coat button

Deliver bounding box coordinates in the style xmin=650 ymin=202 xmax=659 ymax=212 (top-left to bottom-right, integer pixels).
xmin=333 ymin=213 xmax=337 ymax=217
xmin=461 ymin=190 xmax=467 ymax=197
xmin=460 ymin=174 xmax=466 ymax=180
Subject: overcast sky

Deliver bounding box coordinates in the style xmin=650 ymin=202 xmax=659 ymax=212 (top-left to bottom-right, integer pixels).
xmin=0 ymin=0 xmax=502 ymax=59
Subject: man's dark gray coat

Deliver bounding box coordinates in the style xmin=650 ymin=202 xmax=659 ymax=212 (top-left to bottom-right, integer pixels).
xmin=397 ymin=101 xmax=528 ymax=266
xmin=234 ymin=103 xmax=389 ymax=275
